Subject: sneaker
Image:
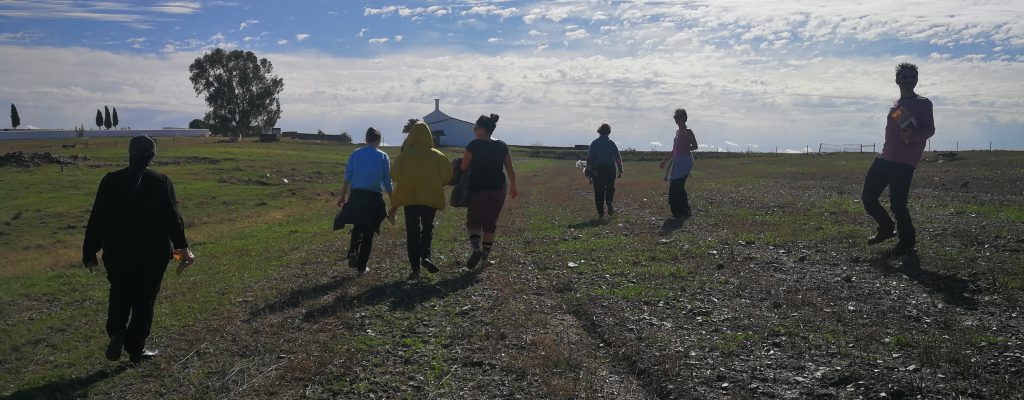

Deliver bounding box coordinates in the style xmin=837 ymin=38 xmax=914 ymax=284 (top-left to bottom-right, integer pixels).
xmin=466 ymin=250 xmax=483 ymax=270
xmin=867 ymin=230 xmax=897 ymax=245
xmin=128 ymin=348 xmax=158 ymax=366
xmin=422 ymin=258 xmax=440 ymax=274
xmin=105 ymin=333 xmax=124 ymax=361
xmin=357 ymin=266 xmax=369 ymax=275
xmin=347 ymin=252 xmax=357 ymax=269
xmin=607 ymin=203 xmax=615 ymax=216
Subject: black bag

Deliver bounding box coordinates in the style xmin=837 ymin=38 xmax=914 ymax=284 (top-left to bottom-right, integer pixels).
xmin=450 ymin=158 xmax=471 ymax=208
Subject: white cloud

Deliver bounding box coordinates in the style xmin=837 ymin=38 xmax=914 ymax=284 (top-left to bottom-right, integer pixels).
xmin=328 ymin=11 xmax=338 ymax=16
xmin=0 ymin=32 xmax=43 ymax=43
xmin=724 ymin=141 xmax=739 ymax=147
xmin=650 ymin=141 xmax=663 ymax=148
xmin=239 ymin=19 xmax=259 ymax=30
xmin=394 ymin=35 xmax=403 ymax=43
xmin=358 ymin=28 xmax=368 ymax=38
xmin=368 ymin=37 xmax=389 ymax=44
xmin=296 ymin=34 xmax=310 ymax=42
xmin=127 ymin=37 xmax=146 ymax=49
xmin=277 ymin=39 xmax=288 ymax=45
xmin=488 ymin=37 xmax=501 ymax=43
xmin=565 ymin=29 xmax=589 ymax=41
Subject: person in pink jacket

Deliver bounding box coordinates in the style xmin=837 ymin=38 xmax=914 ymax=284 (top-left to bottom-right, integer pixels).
xmin=861 ymin=62 xmax=935 ymax=258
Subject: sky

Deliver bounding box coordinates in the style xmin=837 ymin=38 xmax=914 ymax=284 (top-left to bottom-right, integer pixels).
xmin=1 ymin=1 xmax=1023 ymax=152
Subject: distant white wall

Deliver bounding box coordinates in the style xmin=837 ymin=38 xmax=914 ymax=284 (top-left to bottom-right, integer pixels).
xmin=0 ymin=129 xmax=210 ymax=141
xmin=428 ymin=119 xmax=474 ymax=148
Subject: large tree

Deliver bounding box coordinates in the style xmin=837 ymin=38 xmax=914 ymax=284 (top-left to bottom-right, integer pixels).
xmin=112 ymin=107 xmax=119 ymax=129
xmin=188 ymin=48 xmax=284 ymax=139
xmin=95 ymin=110 xmax=103 ymax=129
xmin=10 ymin=103 xmax=19 ymax=129
xmin=103 ymin=106 xmax=112 ymax=130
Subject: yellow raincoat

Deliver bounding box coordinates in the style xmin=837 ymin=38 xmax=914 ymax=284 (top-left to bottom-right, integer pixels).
xmin=391 ymin=122 xmax=453 ymax=210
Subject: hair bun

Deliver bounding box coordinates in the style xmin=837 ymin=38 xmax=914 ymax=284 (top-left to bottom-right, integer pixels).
xmin=489 ymin=113 xmax=499 ymax=123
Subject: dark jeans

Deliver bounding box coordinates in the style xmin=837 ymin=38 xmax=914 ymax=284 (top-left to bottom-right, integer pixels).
xmin=105 ymin=261 xmax=168 ymax=355
xmin=592 ymin=164 xmax=617 ymax=215
xmin=862 ymin=157 xmax=916 ymax=247
xmin=404 ymin=205 xmax=437 ymax=270
xmin=348 ymin=224 xmax=376 ymax=270
xmin=668 ymin=175 xmax=691 ymax=218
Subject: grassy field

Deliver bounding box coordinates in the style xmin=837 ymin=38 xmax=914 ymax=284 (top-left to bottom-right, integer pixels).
xmin=1 ymin=138 xmax=1022 ymax=399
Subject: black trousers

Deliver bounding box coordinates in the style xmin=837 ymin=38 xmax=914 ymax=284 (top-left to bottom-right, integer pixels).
xmin=105 ymin=261 xmax=168 ymax=355
xmin=668 ymin=175 xmax=691 ymax=218
xmin=348 ymin=224 xmax=376 ymax=270
xmin=862 ymin=157 xmax=917 ymax=247
xmin=404 ymin=205 xmax=437 ymax=270
xmin=592 ymin=164 xmax=617 ymax=215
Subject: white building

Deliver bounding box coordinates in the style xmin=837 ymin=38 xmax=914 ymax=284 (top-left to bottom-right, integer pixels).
xmin=423 ymin=99 xmax=475 ymax=148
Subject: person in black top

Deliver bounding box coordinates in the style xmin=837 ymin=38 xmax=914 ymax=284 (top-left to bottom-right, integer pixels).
xmin=459 ymin=114 xmax=518 ymax=268
xmin=587 ymin=123 xmax=623 ymax=218
xmin=83 ymin=135 xmax=195 ymax=365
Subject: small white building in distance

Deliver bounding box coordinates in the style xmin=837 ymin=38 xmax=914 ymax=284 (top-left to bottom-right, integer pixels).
xmin=423 ymin=99 xmax=475 ymax=148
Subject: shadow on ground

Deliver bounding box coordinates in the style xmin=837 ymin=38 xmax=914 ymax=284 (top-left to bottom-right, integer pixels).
xmin=302 ymin=268 xmax=484 ymax=322
xmin=6 ymin=365 xmax=130 ymax=400
xmin=874 ymin=253 xmax=979 ymax=310
xmin=247 ymin=274 xmax=355 ymax=320
xmin=658 ymin=217 xmax=687 ymax=235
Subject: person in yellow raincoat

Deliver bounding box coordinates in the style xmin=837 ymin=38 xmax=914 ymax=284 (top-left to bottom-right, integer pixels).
xmin=389 ymin=121 xmax=453 ymax=279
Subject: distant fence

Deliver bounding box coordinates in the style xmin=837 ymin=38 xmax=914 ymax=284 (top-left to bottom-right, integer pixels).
xmin=818 ymin=143 xmax=875 ymax=154
xmin=0 ymin=129 xmax=210 ymax=141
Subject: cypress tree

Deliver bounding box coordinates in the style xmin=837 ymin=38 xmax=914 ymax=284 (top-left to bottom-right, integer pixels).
xmin=103 ymin=106 xmax=112 ymax=130
xmin=96 ymin=110 xmax=103 ymax=129
xmin=10 ymin=103 xmax=20 ymax=129
xmin=112 ymin=107 xmax=119 ymax=129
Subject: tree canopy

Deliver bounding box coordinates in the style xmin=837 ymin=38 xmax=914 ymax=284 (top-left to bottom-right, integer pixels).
xmin=112 ymin=107 xmax=119 ymax=129
xmin=103 ymin=106 xmax=112 ymax=130
xmin=188 ymin=48 xmax=284 ymax=138
xmin=95 ymin=110 xmax=103 ymax=129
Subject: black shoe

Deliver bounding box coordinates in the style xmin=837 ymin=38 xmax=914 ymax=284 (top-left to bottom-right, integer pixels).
xmin=105 ymin=334 xmax=124 ymax=361
xmin=422 ymin=258 xmax=440 ymax=274
xmin=407 ymin=269 xmax=421 ymax=280
xmin=466 ymin=250 xmax=483 ymax=269
xmin=128 ymin=348 xmax=158 ymax=365
xmin=868 ymin=230 xmax=897 ymax=245
xmin=347 ymin=252 xmax=357 ymax=269
xmin=607 ymin=203 xmax=615 ymax=216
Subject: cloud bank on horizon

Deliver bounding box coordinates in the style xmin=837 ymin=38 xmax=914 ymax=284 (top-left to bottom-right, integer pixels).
xmin=1 ymin=0 xmax=1022 ymax=150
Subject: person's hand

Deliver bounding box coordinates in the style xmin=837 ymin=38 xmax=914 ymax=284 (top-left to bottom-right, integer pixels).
xmin=510 ymin=185 xmax=519 ymax=199
xmin=387 ymin=213 xmax=397 ymax=225
xmin=659 ymin=160 xmax=667 ymax=169
xmin=174 ymin=248 xmax=196 ymax=275
xmin=618 ymin=170 xmax=623 ymax=178
xmin=336 ymin=196 xmax=346 ymax=207
xmin=82 ymin=254 xmax=98 ymax=273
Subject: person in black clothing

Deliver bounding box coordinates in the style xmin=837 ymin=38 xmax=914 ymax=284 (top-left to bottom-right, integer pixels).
xmin=460 ymin=113 xmax=518 ymax=268
xmin=587 ymin=123 xmax=623 ymax=218
xmin=83 ymin=135 xmax=195 ymax=365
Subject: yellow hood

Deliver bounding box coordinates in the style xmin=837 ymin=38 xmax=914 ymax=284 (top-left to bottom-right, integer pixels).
xmin=403 ymin=122 xmax=434 ymax=149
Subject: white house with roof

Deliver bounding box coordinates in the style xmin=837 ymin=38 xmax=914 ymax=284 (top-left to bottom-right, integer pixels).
xmin=422 ymin=99 xmax=475 ymax=148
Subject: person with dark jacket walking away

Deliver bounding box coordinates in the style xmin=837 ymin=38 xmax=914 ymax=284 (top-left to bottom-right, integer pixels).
xmin=336 ymin=127 xmax=394 ymax=274
xmin=862 ymin=62 xmax=935 ymax=258
xmin=83 ymin=135 xmax=195 ymax=366
xmin=460 ymin=114 xmax=518 ymax=269
xmin=388 ymin=121 xmax=453 ymax=279
xmin=659 ymin=108 xmax=699 ymax=219
xmin=587 ymin=123 xmax=623 ymax=218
